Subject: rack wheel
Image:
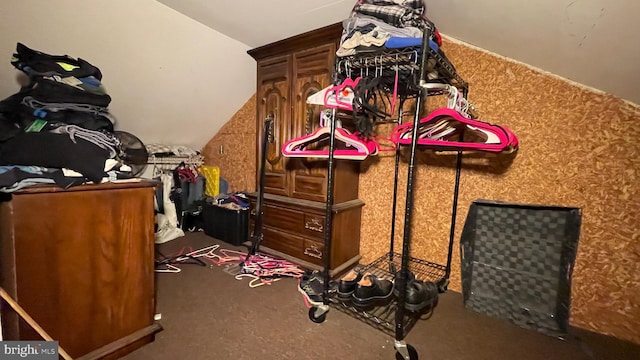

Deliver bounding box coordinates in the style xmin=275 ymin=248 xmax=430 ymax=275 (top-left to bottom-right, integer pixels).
xmin=395 ymin=344 xmax=418 ymax=360
xmin=308 ymin=307 xmax=327 ymax=323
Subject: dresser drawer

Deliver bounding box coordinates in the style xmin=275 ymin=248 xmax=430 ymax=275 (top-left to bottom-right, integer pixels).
xmin=258 ymin=226 xmax=324 ymax=266
xmin=251 ymin=201 xmax=325 ymax=239
xmin=302 ymin=213 xmax=325 ymax=239
xmin=264 ymin=204 xmax=304 ymax=232
xmin=248 ymin=193 xmax=364 ymax=273
xmin=301 ymin=238 xmax=325 ymax=265
xmin=261 ymin=226 xmax=302 ymax=259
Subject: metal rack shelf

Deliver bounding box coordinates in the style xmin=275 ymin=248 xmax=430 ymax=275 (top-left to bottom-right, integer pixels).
xmin=336 ymin=45 xmax=468 ymax=90
xmin=330 ymin=253 xmax=446 ymax=337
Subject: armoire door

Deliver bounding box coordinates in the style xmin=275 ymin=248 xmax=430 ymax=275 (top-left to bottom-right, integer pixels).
xmin=257 ymin=55 xmax=291 ymax=196
xmin=289 ymin=43 xmax=337 ymax=202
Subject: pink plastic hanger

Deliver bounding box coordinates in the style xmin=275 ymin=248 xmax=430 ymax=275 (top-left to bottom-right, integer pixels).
xmin=390 ymin=108 xmax=518 ymax=153
xmin=282 ymin=125 xmax=378 ymax=160
xmin=324 ymin=77 xmax=361 ymax=110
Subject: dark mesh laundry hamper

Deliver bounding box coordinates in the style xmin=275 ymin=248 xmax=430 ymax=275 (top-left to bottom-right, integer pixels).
xmin=460 ymin=199 xmax=582 ymax=338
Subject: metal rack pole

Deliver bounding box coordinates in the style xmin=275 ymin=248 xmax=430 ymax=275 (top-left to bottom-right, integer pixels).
xmin=444 ymin=86 xmax=470 ymax=281
xmin=444 ymin=150 xmax=462 ymax=282
xmin=388 ymin=98 xmax=406 ymax=273
xmin=321 ymin=68 xmax=341 ymax=305
xmin=245 ymin=116 xmax=273 ymax=259
xmin=394 ymin=24 xmax=433 ymax=341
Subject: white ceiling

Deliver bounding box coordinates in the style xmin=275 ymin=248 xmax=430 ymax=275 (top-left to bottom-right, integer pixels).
xmin=156 ymin=0 xmax=640 ymax=105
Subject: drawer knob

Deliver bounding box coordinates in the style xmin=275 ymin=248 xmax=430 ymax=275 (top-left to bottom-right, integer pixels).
xmin=304 ymin=244 xmax=322 ymax=259
xmin=304 ymin=218 xmax=323 ymax=232
xmin=250 ymin=209 xmax=257 ymax=216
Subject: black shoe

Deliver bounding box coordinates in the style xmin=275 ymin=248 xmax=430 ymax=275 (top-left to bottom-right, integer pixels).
xmin=396 ymin=279 xmax=439 ymax=313
xmin=352 ymin=274 xmax=394 ymax=308
xmin=392 ymin=271 xmax=416 ymax=298
xmin=337 ymin=268 xmax=363 ymax=300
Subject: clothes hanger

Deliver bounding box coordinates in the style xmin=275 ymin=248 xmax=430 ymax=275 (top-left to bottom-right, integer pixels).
xmin=155 ymin=263 xmax=182 ymax=273
xmin=391 ymin=117 xmax=460 ymax=142
xmin=282 ymin=122 xmax=378 ymax=160
xmin=390 ymin=108 xmax=518 ymax=153
xmin=390 ymin=109 xmax=508 ymax=151
xmin=323 ymin=76 xmax=361 ymax=110
xmin=422 ymin=83 xmax=476 ymax=118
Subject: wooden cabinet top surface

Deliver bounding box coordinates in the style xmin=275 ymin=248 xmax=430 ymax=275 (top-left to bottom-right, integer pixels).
xmin=248 ymin=23 xmax=342 ymax=60
xmin=9 ymin=179 xmax=159 ymax=195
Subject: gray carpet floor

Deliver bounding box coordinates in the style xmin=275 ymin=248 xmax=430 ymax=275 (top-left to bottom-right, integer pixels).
xmin=122 ymin=232 xmax=640 ymax=360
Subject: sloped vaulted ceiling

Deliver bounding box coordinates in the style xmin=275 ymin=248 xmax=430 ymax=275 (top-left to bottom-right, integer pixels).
xmin=156 ymin=0 xmax=640 ymax=105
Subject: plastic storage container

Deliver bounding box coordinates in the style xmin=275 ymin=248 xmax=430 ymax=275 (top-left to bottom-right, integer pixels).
xmin=202 ymin=204 xmax=248 ymax=246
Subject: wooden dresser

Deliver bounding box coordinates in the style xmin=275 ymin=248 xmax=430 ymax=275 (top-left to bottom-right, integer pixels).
xmin=247 ymin=24 xmax=364 ymax=276
xmin=0 ymin=181 xmax=162 ymax=359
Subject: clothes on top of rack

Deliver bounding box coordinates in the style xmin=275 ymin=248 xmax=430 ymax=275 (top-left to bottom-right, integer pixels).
xmin=337 ymin=25 xmax=391 ymax=57
xmin=338 ymin=1 xmax=442 ymax=57
xmin=342 ymin=13 xmax=423 ymax=44
xmin=352 ymin=0 xmax=426 ymax=28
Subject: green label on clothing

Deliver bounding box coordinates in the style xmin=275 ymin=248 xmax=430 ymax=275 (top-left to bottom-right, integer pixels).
xmin=25 ymin=119 xmax=47 ymax=132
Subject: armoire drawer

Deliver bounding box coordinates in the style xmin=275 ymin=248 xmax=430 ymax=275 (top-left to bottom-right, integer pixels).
xmin=250 ymin=201 xmax=325 ymax=240
xmin=247 ymin=193 xmax=364 ymax=274
xmin=260 ymin=226 xmax=324 ymax=266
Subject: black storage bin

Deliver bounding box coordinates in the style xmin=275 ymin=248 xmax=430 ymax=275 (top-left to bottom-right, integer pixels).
xmin=460 ymin=199 xmax=582 ymax=338
xmin=202 ymin=204 xmax=249 ymax=246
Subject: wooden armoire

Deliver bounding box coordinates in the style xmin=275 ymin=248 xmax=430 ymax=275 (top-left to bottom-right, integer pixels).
xmin=247 ymin=23 xmax=363 ymax=275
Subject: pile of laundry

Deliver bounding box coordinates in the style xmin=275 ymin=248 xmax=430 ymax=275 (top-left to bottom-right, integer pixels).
xmin=206 ymin=191 xmax=250 ymax=211
xmin=0 ymin=43 xmax=135 ymax=192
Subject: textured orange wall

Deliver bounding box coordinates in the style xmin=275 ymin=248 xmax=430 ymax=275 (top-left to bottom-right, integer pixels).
xmin=202 ymin=40 xmax=640 ymax=344
xmin=362 ymin=39 xmax=640 ymax=344
xmin=200 ymin=94 xmax=257 ymax=193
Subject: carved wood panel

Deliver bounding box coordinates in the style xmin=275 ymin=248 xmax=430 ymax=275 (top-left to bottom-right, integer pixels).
xmin=289 ymin=44 xmax=336 ymax=202
xmin=257 ymin=56 xmax=291 ymax=196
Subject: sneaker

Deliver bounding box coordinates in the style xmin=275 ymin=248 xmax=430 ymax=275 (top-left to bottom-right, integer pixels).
xmin=337 ymin=268 xmax=363 ymax=300
xmin=297 ymin=270 xmax=334 ymax=306
xmin=298 ymin=273 xmax=323 ymax=306
xmin=352 ymin=273 xmax=394 ymax=309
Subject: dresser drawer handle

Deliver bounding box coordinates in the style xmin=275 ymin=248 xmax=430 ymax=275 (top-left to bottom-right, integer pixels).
xmin=304 ymin=218 xmax=323 ymax=232
xmin=304 ymin=244 xmax=323 ymax=259
xmin=250 ymin=209 xmax=257 ymax=216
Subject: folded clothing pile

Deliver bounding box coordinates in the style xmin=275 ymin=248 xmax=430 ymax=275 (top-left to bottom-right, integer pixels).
xmin=337 ymin=0 xmax=442 ymax=57
xmin=0 ymin=43 xmax=137 ymax=191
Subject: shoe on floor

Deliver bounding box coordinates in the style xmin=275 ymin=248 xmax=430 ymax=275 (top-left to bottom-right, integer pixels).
xmin=352 ymin=273 xmax=394 ymax=308
xmin=337 ymin=268 xmax=363 ymax=300
xmin=298 ymin=274 xmax=324 ymax=306
xmin=301 ymin=269 xmax=322 ymax=283
xmin=297 ymin=270 xmax=336 ymax=306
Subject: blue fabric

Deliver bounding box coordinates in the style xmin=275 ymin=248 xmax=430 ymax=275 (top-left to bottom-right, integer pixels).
xmin=385 ymin=37 xmax=439 ymax=52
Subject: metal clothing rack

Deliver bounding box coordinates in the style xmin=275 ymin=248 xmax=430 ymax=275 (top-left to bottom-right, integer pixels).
xmin=147 ymin=154 xmax=205 ymax=176
xmin=306 ymin=23 xmax=470 ymax=360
